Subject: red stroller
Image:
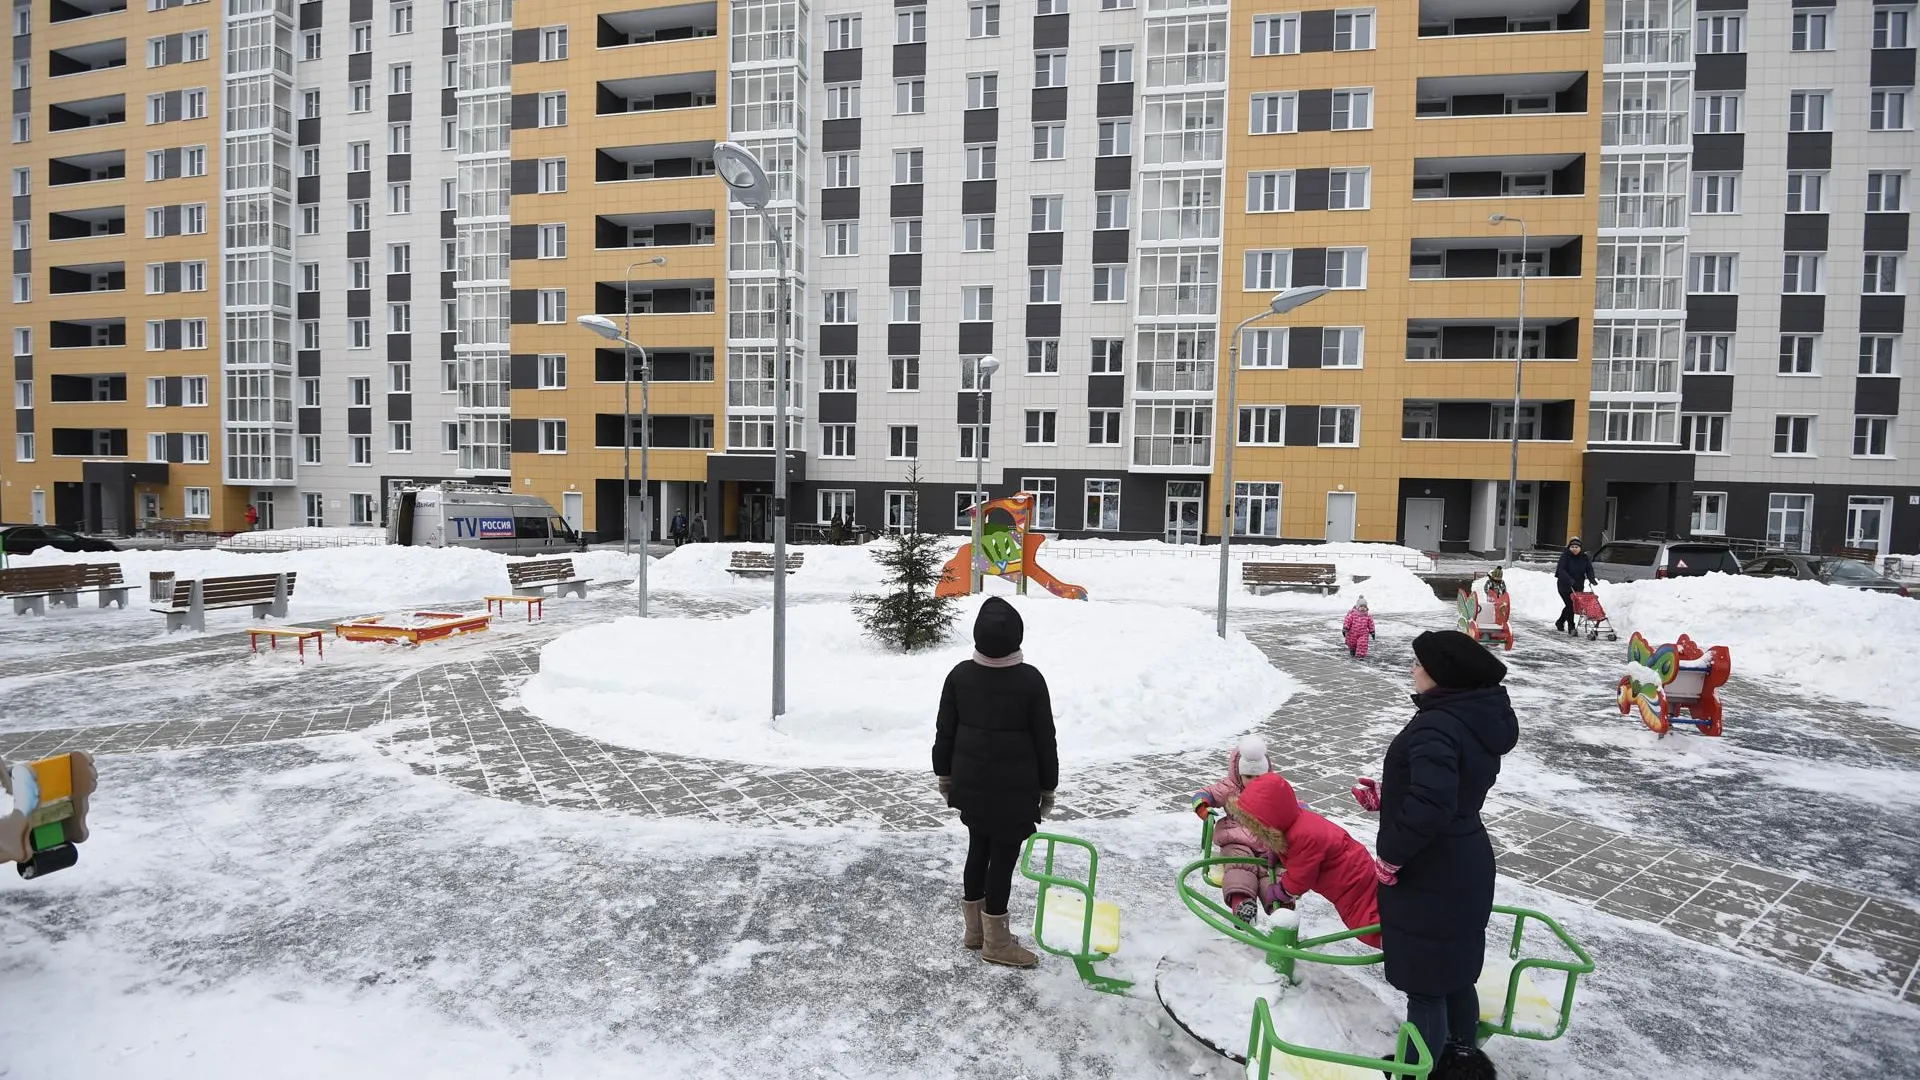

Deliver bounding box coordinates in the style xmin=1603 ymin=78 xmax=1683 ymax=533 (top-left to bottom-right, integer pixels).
xmin=1571 ymin=590 xmax=1618 ymax=641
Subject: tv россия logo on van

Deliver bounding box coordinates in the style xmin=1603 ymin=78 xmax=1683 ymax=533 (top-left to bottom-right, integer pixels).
xmin=453 ymin=517 xmax=516 ymax=539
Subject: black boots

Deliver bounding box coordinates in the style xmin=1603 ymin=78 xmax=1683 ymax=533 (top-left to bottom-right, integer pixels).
xmin=1438 ymin=1045 xmax=1497 ymax=1080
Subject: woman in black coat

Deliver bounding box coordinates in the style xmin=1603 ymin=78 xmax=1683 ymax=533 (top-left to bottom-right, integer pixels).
xmin=1553 ymin=537 xmax=1597 ymax=635
xmin=1369 ymin=630 xmax=1518 ymax=1079
xmin=932 ymin=597 xmax=1058 ymax=969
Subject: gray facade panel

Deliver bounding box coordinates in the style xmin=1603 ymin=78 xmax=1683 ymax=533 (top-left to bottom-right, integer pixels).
xmin=820 ymin=324 xmax=860 ymax=355
xmin=348 ymin=51 xmax=371 ymax=83
xmin=889 ymin=253 xmax=921 ymax=286
xmin=509 ymin=353 xmax=537 ymax=390
xmin=388 ymin=94 xmax=411 ymax=122
xmin=1087 ymin=375 xmax=1123 ymax=408
xmin=1027 ymin=232 xmax=1063 ymax=266
xmin=890 ymin=184 xmax=923 ymax=217
xmin=1694 ymin=52 xmax=1746 ymax=91
xmin=1025 ymin=305 xmax=1061 ymax=338
xmin=892 ymin=42 xmax=926 ymax=77
xmin=963 ymin=108 xmax=998 ymax=143
xmin=822 ymin=48 xmax=862 ymax=84
xmin=1681 ymin=374 xmax=1734 ymax=413
xmin=1096 ymin=82 xmax=1133 ymax=118
xmin=887 ymin=324 xmax=921 ymax=354
xmin=386 ymin=274 xmax=411 ymax=301
xmin=961 ymin=180 xmax=996 ymax=214
xmin=387 ymin=154 xmax=411 ymax=181
xmin=296 ymin=175 xmax=320 ymax=204
xmin=1779 ymin=295 xmax=1825 ymax=333
xmin=347 ymin=407 xmax=372 ymax=435
xmin=1092 ymin=156 xmax=1130 ymax=191
xmin=1782 ymin=213 xmax=1828 ymax=252
xmin=1785 ymin=132 xmax=1832 ymax=170
xmin=1869 ymin=48 xmax=1916 ymax=87
xmin=1091 ymin=229 xmax=1129 ymax=264
xmin=1289 ymin=328 xmax=1322 ymax=369
xmin=958 ymin=322 xmax=994 ymax=354
xmin=347 ymin=290 xmax=371 ymax=318
xmin=387 ymin=394 xmax=412 ymax=422
xmin=297 ymin=117 xmax=319 ymax=145
xmin=1298 ymin=89 xmax=1332 ymax=132
xmin=1692 ymin=133 xmax=1744 ymax=172
xmin=1863 ymin=213 xmax=1909 ymax=252
xmin=1033 ymin=13 xmax=1069 ymax=49
xmin=1283 ymin=406 xmax=1322 ymax=446
xmin=298 ymin=351 xmax=320 ymax=377
xmin=819 ymin=186 xmax=860 ymax=220
xmin=298 ymin=407 xmax=321 ymax=434
xmin=1686 ymin=296 xmax=1739 ymax=333
xmin=1031 ymin=87 xmax=1068 ymax=122
xmin=1860 ymin=296 xmax=1904 ymax=334
xmin=347 ymin=171 xmax=371 ymax=200
xmin=818 ymin=393 xmax=857 ymax=423
xmin=1856 ymin=377 xmax=1900 ymax=416
xmin=821 ymin=118 xmax=862 ymax=152
xmin=1300 ymin=10 xmax=1336 ymax=51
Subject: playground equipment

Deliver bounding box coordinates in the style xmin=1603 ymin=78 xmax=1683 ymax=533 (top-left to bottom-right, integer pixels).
xmin=335 ymin=610 xmax=492 ymax=644
xmin=1022 ymin=823 xmax=1595 ymax=1078
xmin=1570 ymin=590 xmax=1618 ymax=641
xmin=1617 ymin=631 xmax=1731 ymax=736
xmin=1457 ymin=586 xmax=1514 ymax=650
xmin=3 ymin=751 xmax=95 ymax=879
xmin=937 ymin=493 xmax=1087 ymax=600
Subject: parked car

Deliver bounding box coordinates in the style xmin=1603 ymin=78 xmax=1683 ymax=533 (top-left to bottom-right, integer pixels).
xmin=0 ymin=525 xmax=121 ymax=556
xmin=1589 ymin=539 xmax=1744 ymax=583
xmin=1740 ymin=553 xmax=1911 ymax=596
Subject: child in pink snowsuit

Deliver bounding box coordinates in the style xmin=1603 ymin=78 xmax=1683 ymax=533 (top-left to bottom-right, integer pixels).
xmin=1190 ymin=735 xmax=1276 ymax=923
xmin=1343 ymin=597 xmax=1376 ymax=658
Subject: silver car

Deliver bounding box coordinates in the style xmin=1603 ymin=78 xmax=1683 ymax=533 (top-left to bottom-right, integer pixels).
xmin=1741 ymin=554 xmax=1912 ymax=597
xmin=1590 ymin=540 xmax=1744 ymax=583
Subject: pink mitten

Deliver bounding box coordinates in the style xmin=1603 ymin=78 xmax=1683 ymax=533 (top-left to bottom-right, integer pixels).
xmin=1260 ymin=880 xmax=1297 ymax=911
xmin=1372 ymin=856 xmax=1400 ymax=886
xmin=1351 ymin=777 xmax=1381 ymax=812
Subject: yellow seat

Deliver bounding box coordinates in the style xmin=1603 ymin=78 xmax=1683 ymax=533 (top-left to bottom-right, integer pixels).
xmin=1249 ymin=1055 xmax=1397 ymax=1080
xmin=1040 ymin=887 xmax=1121 ymax=957
xmin=1206 ymin=864 xmax=1226 ymax=888
xmin=1475 ymin=960 xmax=1559 ymax=1035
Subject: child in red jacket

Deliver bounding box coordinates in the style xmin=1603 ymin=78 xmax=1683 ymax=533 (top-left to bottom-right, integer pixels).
xmin=1227 ymin=772 xmax=1382 ymax=947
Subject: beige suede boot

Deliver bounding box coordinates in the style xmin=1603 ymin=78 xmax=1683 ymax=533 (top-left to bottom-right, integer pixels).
xmin=980 ymin=912 xmax=1038 ymax=968
xmin=961 ymin=899 xmax=984 ymax=950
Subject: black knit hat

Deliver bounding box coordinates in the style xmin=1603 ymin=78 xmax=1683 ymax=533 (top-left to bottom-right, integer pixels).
xmin=1411 ymin=630 xmax=1508 ymax=690
xmin=973 ymin=596 xmax=1024 ymax=658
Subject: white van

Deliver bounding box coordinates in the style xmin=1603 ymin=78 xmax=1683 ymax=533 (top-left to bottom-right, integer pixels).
xmin=386 ymin=483 xmax=581 ymax=556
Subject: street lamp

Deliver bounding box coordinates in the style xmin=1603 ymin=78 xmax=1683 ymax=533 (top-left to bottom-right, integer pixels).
xmin=578 ymin=311 xmax=654 ymax=619
xmin=969 ymin=355 xmax=1000 ymax=593
xmin=713 ymin=140 xmax=792 ymax=720
xmin=1490 ymin=213 xmax=1529 ymax=566
xmin=1215 ymin=285 xmax=1332 ymax=639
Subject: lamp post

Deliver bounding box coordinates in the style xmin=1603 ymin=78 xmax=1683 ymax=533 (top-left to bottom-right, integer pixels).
xmin=1489 ymin=213 xmax=1529 ymax=566
xmin=713 ymin=141 xmax=791 ymax=720
xmin=969 ymin=354 xmax=1000 ymax=593
xmin=1215 ymin=285 xmax=1332 ymax=639
xmin=578 ymin=312 xmax=655 ymax=619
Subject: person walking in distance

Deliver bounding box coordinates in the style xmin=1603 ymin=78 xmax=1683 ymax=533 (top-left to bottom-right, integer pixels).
xmin=1553 ymin=538 xmax=1597 ymax=636
xmin=933 ymin=597 xmax=1059 ymax=968
xmin=244 ymin=503 xmax=260 ymax=531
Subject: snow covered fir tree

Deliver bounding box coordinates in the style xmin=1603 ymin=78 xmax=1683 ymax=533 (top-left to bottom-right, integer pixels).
xmin=853 ymin=467 xmax=961 ymax=652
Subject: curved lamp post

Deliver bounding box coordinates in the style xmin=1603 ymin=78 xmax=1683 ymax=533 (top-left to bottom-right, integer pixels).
xmin=578 ymin=312 xmax=652 ymax=618
xmin=969 ymin=354 xmax=1000 ymax=593
xmin=1490 ymin=213 xmax=1529 ymax=566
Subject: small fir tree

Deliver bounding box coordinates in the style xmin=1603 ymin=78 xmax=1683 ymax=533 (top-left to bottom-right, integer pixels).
xmin=854 ymin=465 xmax=962 ymax=651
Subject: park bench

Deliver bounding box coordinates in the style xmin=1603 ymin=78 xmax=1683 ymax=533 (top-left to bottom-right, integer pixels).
xmin=1242 ymin=562 xmax=1338 ymax=596
xmin=0 ymin=563 xmax=134 ymax=615
xmin=726 ymin=550 xmax=805 ymax=577
xmin=506 ymin=557 xmax=589 ymax=599
xmin=152 ymin=572 xmax=296 ymax=633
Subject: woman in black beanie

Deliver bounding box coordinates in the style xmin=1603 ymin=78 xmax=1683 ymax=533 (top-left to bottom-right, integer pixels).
xmin=1352 ymin=629 xmax=1518 ymax=1079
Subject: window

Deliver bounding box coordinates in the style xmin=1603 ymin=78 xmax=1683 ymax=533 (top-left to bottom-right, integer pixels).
xmin=822 ymin=14 xmax=860 ymax=51
xmin=894 ymin=78 xmax=925 ymax=115
xmin=1244 ymin=328 xmax=1286 ymax=368
xmin=1026 ymin=339 xmax=1059 ymax=374
xmin=897 ymin=7 xmax=926 ymax=43
xmin=1234 ymin=482 xmax=1282 ymax=538
xmin=963 ymin=286 xmax=994 ymax=321
xmin=1238 ymin=406 xmax=1284 ymax=445
xmin=888 ymin=425 xmax=919 ymax=459
xmin=1779 ymin=335 xmax=1818 ymax=375
xmin=348 ymin=377 xmax=373 ymax=407
xmin=538 ymin=92 xmax=568 ymax=127
xmin=301 ymin=89 xmax=321 ymax=120
xmin=1084 ymin=480 xmax=1121 ymax=532
xmin=819 ymin=424 xmax=855 ymax=458
xmin=1095 ymin=192 xmax=1129 ymax=230
xmin=540 ymin=25 xmax=568 ymax=59
xmin=1334 ymin=8 xmax=1374 ymax=50
xmin=350 ymin=260 xmax=372 ymax=290
xmin=348 ymin=141 xmax=372 ymax=172
xmin=884 ymin=491 xmax=917 ymax=534
xmin=387 ymin=362 xmax=413 ymax=394
xmin=967 ymin=73 xmax=998 ymax=110
xmin=1855 ymin=416 xmax=1894 ymax=457
xmin=442 ymin=361 xmax=459 ymax=392
xmin=1785 ymin=172 xmax=1824 ymax=213
xmin=350 ymin=494 xmax=376 ymax=525
xmin=1325 ymin=248 xmax=1368 ymax=289
xmin=1331 ymin=89 xmax=1373 ymax=130
xmin=1023 ymin=410 xmax=1058 ymax=445
xmin=1875 ymin=8 xmax=1912 ymax=49
xmin=1685 ymin=334 xmax=1730 ymax=373
xmin=1789 ymin=91 xmax=1830 ymax=132
xmin=1865 ymin=254 xmax=1903 ymax=294
xmin=825 ymin=84 xmax=860 ymax=120
xmin=1253 ymin=13 xmax=1300 ymax=55
xmin=821 ymin=357 xmax=856 ymax=392
xmin=966 ymin=145 xmax=996 ymax=181
xmin=1098 ymin=119 xmax=1133 ymax=157
xmin=1691 ymin=492 xmax=1727 ymax=535
xmin=1092 ymin=266 xmax=1127 ymax=302
xmin=13 ymin=379 xmax=29 ymax=408
xmin=351 ymin=22 xmax=373 ymax=52
xmin=890 ymin=287 xmax=920 ymax=323
xmin=1791 ymin=10 xmax=1831 ymax=51
xmin=1767 ymin=493 xmax=1814 ymax=552
xmin=538 ymin=354 xmax=566 ymax=389
xmin=389 ymin=303 xmax=412 ymax=334
xmin=1868 ymin=171 xmax=1907 ymax=212
xmin=1695 ymin=14 xmax=1743 ymax=53
xmin=351 ymin=83 xmax=372 ymax=112
xmin=1248 ymin=171 xmax=1293 ymax=213
xmin=1871 ymin=90 xmax=1911 ymax=131
xmin=1038 ymin=0 xmax=1066 ymax=13
xmin=536 ymin=289 xmax=566 ymax=324
xmin=442 ymin=422 xmax=459 ymax=450
xmin=391 ymin=64 xmax=413 ymax=94
xmin=300 ymin=377 xmax=320 ymax=407
xmin=1860 ymin=335 xmax=1898 ymax=375
xmin=349 ymin=434 xmax=373 ymax=464
xmin=302 ymin=29 xmax=321 ymax=60
xmin=1091 ymin=338 xmax=1124 ymax=374
xmin=538 ymin=158 xmax=567 ymax=193
xmin=351 ymin=200 xmax=372 ymax=229
xmin=1782 ymin=253 xmax=1823 ymax=294
xmin=538 ymin=419 xmax=566 ymax=453
xmin=890 ymin=356 xmax=919 ymax=390
xmin=1682 ymin=413 xmax=1727 ymax=453
xmin=1035 ymin=51 xmax=1067 ymax=88
xmin=302 ymin=492 xmax=324 ymax=527
xmin=969 ymin=1 xmax=999 ymax=39
xmin=891 ymin=219 xmax=921 ymax=254
xmin=1688 ymin=254 xmax=1737 ymax=294
xmin=1691 ymin=173 xmax=1739 ymax=214
xmin=1693 ymin=93 xmax=1741 ymax=133
xmin=1100 ymin=47 xmax=1133 ymax=84
xmin=1032 ymin=124 xmax=1066 ymax=160
xmin=389 ymin=124 xmax=412 ymax=154
xmin=1029 ymin=268 xmax=1062 ymax=304
xmin=826 ymin=221 xmax=859 ymax=256
xmin=1030 ymin=196 xmax=1064 ymax=233
xmin=818 ymin=489 xmax=856 ymax=526
xmin=1250 ymin=93 xmax=1298 ymax=134
xmin=1773 ymin=415 xmax=1815 ymax=455
xmin=185 ymin=488 xmax=211 ymax=519
xmin=1088 ymin=410 xmax=1121 ymax=445
xmin=891 ymin=148 xmax=923 ymax=185
xmin=388 ymin=183 xmax=412 ymax=215
xmin=389 ymin=421 xmax=413 ymax=453
xmin=1322 ymin=327 xmax=1364 ymax=368
xmin=964 ymin=216 xmax=995 ymax=251
xmin=822 ymin=290 xmax=857 ymax=324
xmin=349 ymin=319 xmax=372 ymax=348
xmin=8 ymin=168 xmax=23 ymax=197
xmin=825 ymin=152 xmax=859 ymax=188
xmin=1244 ymin=250 xmax=1292 ymax=291
xmin=1318 ymin=406 xmax=1360 ymax=447
xmin=146 ymin=433 xmax=168 ymax=463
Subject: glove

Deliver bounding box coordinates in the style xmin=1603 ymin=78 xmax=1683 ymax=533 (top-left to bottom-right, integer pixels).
xmin=1190 ymin=790 xmax=1218 ymax=819
xmin=1260 ymin=880 xmax=1296 ymax=911
xmin=1351 ymin=777 xmax=1380 ymax=812
xmin=1371 ymin=629 xmax=1377 ymax=639
xmin=936 ymin=775 xmax=951 ymax=797
xmin=1372 ymin=856 xmax=1400 ymax=886
xmin=1039 ymin=790 xmax=1056 ymax=819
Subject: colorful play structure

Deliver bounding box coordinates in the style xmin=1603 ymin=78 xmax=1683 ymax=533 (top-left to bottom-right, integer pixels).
xmin=3 ymin=751 xmax=94 ymax=879
xmin=1019 ymin=818 xmax=1594 ymax=1078
xmin=1617 ymin=631 xmax=1732 ymax=737
xmin=936 ymin=492 xmax=1087 ymax=600
xmin=1456 ymin=584 xmax=1515 ymax=651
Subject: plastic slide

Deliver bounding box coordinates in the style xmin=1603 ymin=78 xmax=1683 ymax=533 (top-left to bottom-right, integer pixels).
xmin=1019 ymin=530 xmax=1088 ymax=600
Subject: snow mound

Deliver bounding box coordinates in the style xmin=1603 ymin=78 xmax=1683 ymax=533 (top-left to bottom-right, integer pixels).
xmin=518 ymin=594 xmax=1299 ymax=768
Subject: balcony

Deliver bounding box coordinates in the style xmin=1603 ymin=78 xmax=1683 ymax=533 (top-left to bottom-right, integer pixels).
xmin=47 ymin=205 xmax=125 ymax=241
xmin=595 ymin=211 xmax=716 ymax=251
xmin=48 ymin=372 xmax=127 ymax=402
xmin=1401 ymin=400 xmax=1577 ymax=441
xmin=595 ymin=279 xmax=716 ymax=316
xmin=1419 ymin=0 xmax=1588 ymax=37
xmin=1413 ymin=154 xmax=1584 ymax=199
xmin=594 ymin=413 xmax=716 ymax=449
xmin=1409 ymin=235 xmax=1582 ymax=280
xmin=1405 ymin=318 xmax=1581 ymax=362
xmin=50 ymin=427 xmax=129 ymax=457
xmin=595 ymin=73 xmax=717 ymax=118
xmin=597 ymin=3 xmax=718 ymax=48
xmin=49 ymin=318 xmax=126 ymax=349
xmin=47 ymin=38 xmax=127 ymax=78
xmin=47 ymin=261 xmax=125 ymax=295
xmin=47 ymin=93 xmax=126 ymax=132
xmin=48 ymin=150 xmax=125 ymax=187
xmin=48 ymin=0 xmax=126 ymax=24
xmin=596 ymin=347 xmax=715 ymax=382
xmin=1415 ymin=73 xmax=1587 ymax=118
xmin=596 ymin=140 xmax=718 ymax=184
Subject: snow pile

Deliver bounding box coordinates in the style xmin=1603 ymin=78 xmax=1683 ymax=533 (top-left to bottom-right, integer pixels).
xmin=1501 ymin=567 xmax=1920 ymax=712
xmin=519 ymin=593 xmax=1299 ymax=768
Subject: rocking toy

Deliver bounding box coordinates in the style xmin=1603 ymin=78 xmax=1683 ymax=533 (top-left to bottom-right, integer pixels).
xmin=1617 ymin=632 xmax=1731 ymax=736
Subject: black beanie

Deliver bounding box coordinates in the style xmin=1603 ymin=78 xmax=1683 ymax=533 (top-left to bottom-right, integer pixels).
xmin=1412 ymin=629 xmax=1507 ymax=690
xmin=973 ymin=596 xmax=1024 ymax=658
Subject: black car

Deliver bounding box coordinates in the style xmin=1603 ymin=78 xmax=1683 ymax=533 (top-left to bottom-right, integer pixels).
xmin=1741 ymin=553 xmax=1911 ymax=596
xmin=0 ymin=525 xmax=120 ymax=556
